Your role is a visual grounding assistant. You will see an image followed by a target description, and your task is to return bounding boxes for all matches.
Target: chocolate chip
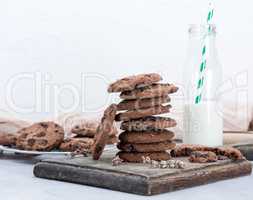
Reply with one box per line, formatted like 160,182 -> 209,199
27,139 -> 35,146
35,132 -> 46,137
40,123 -> 48,128
37,139 -> 48,146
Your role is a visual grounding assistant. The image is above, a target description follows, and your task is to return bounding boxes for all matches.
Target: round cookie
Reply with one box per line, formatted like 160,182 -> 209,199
0,132 -> 17,146
170,145 -> 244,161
214,147 -> 244,161
115,105 -> 171,122
189,151 -> 218,163
71,120 -> 98,137
117,151 -> 171,163
120,83 -> 179,100
170,144 -> 214,157
108,73 -> 162,93
71,120 -> 117,138
59,138 -> 94,152
16,122 -> 64,151
117,96 -> 170,111
119,130 -> 175,144
121,116 -> 177,131
117,141 -> 176,153
92,104 -> 117,160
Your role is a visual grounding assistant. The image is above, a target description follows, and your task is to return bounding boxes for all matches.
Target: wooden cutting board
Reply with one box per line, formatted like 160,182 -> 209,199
34,149 -> 252,196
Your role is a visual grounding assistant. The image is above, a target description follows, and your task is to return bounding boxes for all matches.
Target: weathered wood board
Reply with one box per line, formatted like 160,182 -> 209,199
34,149 -> 252,196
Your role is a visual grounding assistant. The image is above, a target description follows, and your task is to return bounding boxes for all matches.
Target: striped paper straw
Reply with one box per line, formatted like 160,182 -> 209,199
195,2 -> 214,104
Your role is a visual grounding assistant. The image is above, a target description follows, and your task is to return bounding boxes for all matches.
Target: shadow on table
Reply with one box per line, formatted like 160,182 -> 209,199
0,152 -> 68,165
0,153 -> 38,164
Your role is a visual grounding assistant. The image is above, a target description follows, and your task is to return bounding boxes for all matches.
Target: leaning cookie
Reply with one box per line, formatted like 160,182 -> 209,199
108,73 -> 162,93
107,135 -> 118,144
121,116 -> 177,131
59,138 -> 94,153
117,151 -> 171,163
115,105 -> 171,121
117,141 -> 176,153
117,96 -> 170,111
16,122 -> 64,151
92,104 -> 117,160
119,130 -> 175,144
120,83 -> 179,100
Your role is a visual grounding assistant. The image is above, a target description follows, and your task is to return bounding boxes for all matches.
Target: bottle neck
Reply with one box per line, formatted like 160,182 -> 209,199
188,24 -> 217,56
188,33 -> 217,57
184,25 -> 221,103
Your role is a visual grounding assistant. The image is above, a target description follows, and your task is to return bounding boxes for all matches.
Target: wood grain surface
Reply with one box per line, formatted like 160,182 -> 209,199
34,150 -> 252,196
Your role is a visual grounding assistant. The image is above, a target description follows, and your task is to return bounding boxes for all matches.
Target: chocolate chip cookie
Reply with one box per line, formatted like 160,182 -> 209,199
170,144 -> 214,157
108,73 -> 162,93
117,96 -> 170,111
0,132 -> 17,146
117,141 -> 176,153
214,147 -> 244,161
119,130 -> 175,144
16,122 -> 64,151
170,144 -> 244,161
115,105 -> 171,121
120,116 -> 177,131
117,151 -> 171,163
71,120 -> 98,137
92,104 -> 117,160
59,137 -> 94,153
189,151 -> 218,163
71,120 -> 117,138
120,83 -> 179,100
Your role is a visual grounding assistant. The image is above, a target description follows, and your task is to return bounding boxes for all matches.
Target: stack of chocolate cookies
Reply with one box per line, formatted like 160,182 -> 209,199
108,73 -> 179,162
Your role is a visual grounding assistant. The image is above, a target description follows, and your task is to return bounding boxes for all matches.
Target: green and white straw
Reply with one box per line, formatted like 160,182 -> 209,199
195,2 -> 214,104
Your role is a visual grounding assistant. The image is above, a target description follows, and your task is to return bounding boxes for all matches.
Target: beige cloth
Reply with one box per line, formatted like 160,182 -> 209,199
0,117 -> 31,135
223,103 -> 252,132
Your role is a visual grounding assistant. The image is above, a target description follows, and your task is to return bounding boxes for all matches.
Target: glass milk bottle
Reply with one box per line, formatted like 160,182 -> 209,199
183,24 -> 223,147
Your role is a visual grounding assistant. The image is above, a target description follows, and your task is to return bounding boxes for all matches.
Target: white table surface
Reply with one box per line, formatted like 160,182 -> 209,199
0,154 -> 252,200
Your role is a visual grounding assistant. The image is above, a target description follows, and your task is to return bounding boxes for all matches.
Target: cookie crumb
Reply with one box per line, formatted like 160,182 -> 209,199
151,160 -> 160,168
143,158 -> 186,169
142,156 -> 152,164
70,149 -> 89,158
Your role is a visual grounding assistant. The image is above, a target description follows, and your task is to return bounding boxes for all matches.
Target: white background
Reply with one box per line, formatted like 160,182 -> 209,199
0,0 -> 252,124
